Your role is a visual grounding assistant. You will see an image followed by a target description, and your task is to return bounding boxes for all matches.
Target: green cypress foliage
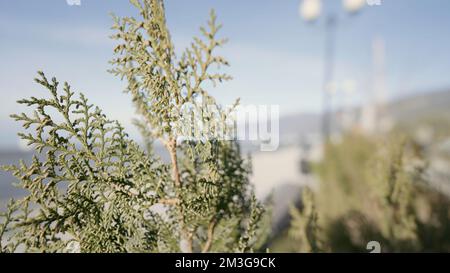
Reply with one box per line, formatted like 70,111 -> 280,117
288,188 -> 323,252
0,0 -> 266,253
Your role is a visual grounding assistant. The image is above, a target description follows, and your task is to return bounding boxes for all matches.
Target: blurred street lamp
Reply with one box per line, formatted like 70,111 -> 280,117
343,0 -> 365,14
300,0 -> 321,21
299,0 -> 364,141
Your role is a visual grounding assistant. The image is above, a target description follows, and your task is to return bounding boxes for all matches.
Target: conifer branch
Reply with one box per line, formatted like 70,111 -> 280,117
1,0 -> 267,253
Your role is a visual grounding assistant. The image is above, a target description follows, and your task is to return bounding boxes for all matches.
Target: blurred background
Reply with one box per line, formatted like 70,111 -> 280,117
1,0 -> 450,252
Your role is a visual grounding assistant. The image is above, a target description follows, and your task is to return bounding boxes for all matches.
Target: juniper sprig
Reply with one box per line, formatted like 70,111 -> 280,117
0,0 -> 267,253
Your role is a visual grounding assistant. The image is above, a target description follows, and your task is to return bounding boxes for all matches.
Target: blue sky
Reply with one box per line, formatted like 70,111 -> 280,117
1,0 -> 450,149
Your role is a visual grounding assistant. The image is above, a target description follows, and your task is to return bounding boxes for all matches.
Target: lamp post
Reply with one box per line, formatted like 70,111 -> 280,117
299,0 -> 364,142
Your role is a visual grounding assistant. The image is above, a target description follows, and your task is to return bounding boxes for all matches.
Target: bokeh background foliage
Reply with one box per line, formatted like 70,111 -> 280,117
283,132 -> 450,252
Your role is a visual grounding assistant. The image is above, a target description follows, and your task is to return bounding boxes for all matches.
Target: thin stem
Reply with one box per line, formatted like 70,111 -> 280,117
202,217 -> 218,253
166,138 -> 193,252
167,138 -> 181,188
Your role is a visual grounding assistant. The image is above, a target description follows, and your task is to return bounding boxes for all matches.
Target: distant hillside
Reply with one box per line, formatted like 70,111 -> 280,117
388,89 -> 450,122
276,89 -> 450,145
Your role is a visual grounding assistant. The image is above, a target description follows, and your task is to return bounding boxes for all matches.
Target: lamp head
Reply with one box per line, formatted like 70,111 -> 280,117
343,0 -> 365,14
300,0 -> 322,22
